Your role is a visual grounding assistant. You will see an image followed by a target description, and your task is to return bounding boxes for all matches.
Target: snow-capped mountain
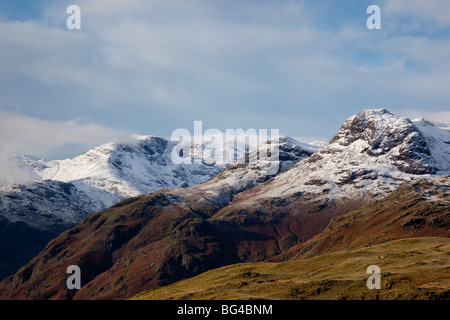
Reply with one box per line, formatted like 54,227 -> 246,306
0,135 -> 319,297
1,135 -> 229,229
8,134 -> 318,223
0,180 -> 115,231
17,135 -> 225,199
240,109 -> 450,205
208,109 -> 450,244
0,135 -> 220,279
175,135 -> 318,212
0,133 -> 315,280
3,109 -> 449,300
2,108 -> 449,299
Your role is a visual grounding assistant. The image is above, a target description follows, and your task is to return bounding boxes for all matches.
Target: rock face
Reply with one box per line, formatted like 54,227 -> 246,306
234,109 -> 450,210
0,109 -> 448,300
329,109 -> 436,174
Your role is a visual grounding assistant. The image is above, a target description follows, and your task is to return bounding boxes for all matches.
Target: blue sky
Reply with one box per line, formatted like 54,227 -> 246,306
0,0 -> 450,160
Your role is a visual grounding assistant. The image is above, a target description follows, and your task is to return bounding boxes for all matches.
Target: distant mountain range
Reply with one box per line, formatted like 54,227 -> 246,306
0,134 -> 315,280
0,109 -> 448,300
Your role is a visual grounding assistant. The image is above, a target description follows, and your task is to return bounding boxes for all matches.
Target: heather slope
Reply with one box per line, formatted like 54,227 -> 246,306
132,237 -> 450,300
132,176 -> 450,300
271,175 -> 450,261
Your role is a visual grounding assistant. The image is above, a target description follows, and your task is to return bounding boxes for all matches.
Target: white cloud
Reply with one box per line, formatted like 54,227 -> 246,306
0,110 -> 130,182
0,111 -> 129,158
1,1 -> 449,147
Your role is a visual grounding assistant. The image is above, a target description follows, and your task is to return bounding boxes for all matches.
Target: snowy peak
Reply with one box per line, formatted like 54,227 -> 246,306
245,109 -> 450,206
7,134 -> 319,229
18,135 -> 225,199
412,118 -> 450,174
201,135 -> 316,191
330,108 -> 436,174
0,134 -> 317,281
175,135 -> 318,214
331,108 -> 401,146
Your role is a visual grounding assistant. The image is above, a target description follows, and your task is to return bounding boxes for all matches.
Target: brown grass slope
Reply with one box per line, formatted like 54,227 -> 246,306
131,237 -> 450,300
131,176 -> 450,300
1,174 -> 448,300
0,184 -> 347,300
0,189 -> 243,300
271,176 -> 450,262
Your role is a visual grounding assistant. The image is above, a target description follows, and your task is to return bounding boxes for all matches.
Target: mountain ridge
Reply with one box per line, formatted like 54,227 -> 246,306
1,109 -> 448,299
0,134 -> 313,281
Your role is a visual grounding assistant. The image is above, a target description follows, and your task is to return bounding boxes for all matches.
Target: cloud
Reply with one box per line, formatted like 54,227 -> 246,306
1,1 -> 449,147
0,110 -> 129,158
0,110 -> 130,182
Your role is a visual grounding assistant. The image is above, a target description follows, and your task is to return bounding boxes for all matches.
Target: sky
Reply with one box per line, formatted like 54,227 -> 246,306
0,0 -> 450,161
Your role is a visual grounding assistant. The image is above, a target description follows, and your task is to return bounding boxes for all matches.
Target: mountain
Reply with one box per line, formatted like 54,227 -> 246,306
0,136 -> 315,299
270,175 -> 450,261
0,109 -> 448,300
0,135 -> 225,280
1,135 -> 231,232
16,135 -> 226,199
132,175 -> 449,300
212,109 -> 450,240
6,134 -> 316,225
243,109 -> 449,200
0,135 -> 314,280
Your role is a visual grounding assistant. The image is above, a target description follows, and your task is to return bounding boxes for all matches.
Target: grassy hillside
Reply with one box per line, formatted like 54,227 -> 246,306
272,178 -> 450,262
132,237 -> 450,300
